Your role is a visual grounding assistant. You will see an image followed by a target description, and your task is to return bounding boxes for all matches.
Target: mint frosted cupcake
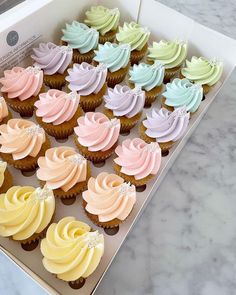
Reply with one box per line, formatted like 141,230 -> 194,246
84,6 -> 120,44
148,40 -> 187,83
161,78 -> 203,114
181,57 -> 223,94
61,21 -> 99,64
129,61 -> 164,107
116,22 -> 150,65
93,42 -> 131,87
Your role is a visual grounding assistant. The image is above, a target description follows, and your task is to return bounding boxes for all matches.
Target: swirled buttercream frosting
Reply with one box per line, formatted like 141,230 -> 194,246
0,97 -> 9,122
0,160 -> 7,187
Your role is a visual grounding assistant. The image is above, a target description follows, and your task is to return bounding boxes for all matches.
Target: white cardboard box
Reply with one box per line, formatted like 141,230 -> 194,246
0,1 -> 236,294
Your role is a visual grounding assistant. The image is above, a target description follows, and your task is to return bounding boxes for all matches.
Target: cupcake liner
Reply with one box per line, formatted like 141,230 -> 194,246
160,97 -> 174,112
61,41 -> 95,64
0,136 -> 51,172
99,28 -> 117,44
202,84 -> 211,95
74,135 -> 117,163
113,163 -> 155,187
164,66 -> 181,83
104,108 -> 142,133
44,70 -> 69,90
130,43 -> 148,65
35,107 -> 83,139
39,164 -> 91,199
0,110 -> 12,125
2,86 -> 45,117
0,169 -> 13,194
83,200 -> 122,228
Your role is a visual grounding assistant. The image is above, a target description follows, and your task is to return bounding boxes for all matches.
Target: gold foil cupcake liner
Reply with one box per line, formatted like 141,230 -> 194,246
130,43 -> 148,65
0,169 -> 13,194
99,28 -> 118,44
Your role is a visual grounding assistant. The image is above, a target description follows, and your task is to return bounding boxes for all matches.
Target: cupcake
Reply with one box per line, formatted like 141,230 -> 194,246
181,57 -> 223,94
140,107 -> 190,154
61,21 -> 99,64
83,172 -> 136,228
0,96 -> 12,124
37,146 -> 91,200
147,40 -> 188,83
0,160 -> 13,194
129,61 -> 165,107
31,42 -> 73,89
74,112 -> 120,163
66,62 -> 107,112
0,119 -> 50,172
104,85 -> 145,133
84,6 -> 120,44
0,185 -> 55,245
114,138 -> 162,187
34,89 -> 82,139
93,42 -> 131,87
0,66 -> 44,117
161,78 -> 203,114
116,22 -> 150,65
40,217 -> 104,283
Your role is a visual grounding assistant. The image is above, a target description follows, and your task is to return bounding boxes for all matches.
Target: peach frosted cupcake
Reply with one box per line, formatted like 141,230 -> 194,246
41,217 -> 104,284
74,112 -> 120,163
0,119 -> 50,172
0,185 -> 55,246
83,172 -> 136,228
0,160 -> 13,194
0,66 -> 44,117
34,89 -> 82,139
31,42 -> 72,89
114,138 -> 162,187
66,62 -> 107,112
0,96 -> 12,124
104,85 -> 145,133
37,146 -> 91,200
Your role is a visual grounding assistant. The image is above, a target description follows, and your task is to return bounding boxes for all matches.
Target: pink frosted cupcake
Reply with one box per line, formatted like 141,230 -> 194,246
0,96 -> 12,124
37,146 -> 91,199
34,89 -> 83,139
74,112 -> 120,163
66,62 -> 107,112
0,66 -> 44,117
114,138 -> 162,187
31,42 -> 72,89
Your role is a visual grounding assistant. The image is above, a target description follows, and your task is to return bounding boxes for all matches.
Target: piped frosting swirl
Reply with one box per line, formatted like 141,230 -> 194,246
0,160 -> 7,187
0,97 -> 9,122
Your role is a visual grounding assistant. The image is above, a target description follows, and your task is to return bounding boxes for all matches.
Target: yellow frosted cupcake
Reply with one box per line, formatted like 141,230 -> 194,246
41,217 -> 104,284
0,161 -> 13,194
0,185 -> 55,246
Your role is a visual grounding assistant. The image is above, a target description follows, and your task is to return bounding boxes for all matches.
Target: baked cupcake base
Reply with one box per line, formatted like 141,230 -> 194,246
74,136 -> 118,163
61,41 -> 95,64
35,107 -> 83,139
0,111 -> 12,125
164,67 -> 181,83
0,136 -> 51,172
0,169 -> 13,194
44,71 -> 68,90
130,43 -> 148,65
104,108 -> 142,133
99,28 -> 117,44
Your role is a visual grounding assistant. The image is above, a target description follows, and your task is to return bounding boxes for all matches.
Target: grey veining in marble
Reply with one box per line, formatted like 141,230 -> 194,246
1,1 -> 236,295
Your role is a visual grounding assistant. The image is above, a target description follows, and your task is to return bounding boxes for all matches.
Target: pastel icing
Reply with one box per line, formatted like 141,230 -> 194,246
143,107 -> 190,143
163,78 -> 203,113
116,22 -> 150,51
104,85 -> 145,118
114,138 -> 162,180
34,90 -> 80,125
181,57 -> 223,86
129,61 -> 165,91
41,216 -> 104,281
37,146 -> 87,192
74,112 -> 120,152
0,186 -> 55,241
148,40 -> 188,69
66,62 -> 107,95
0,97 -> 9,122
0,161 -> 7,187
94,42 -> 131,72
83,172 -> 136,222
84,6 -> 120,36
61,21 -> 99,53
31,42 -> 73,75
0,66 -> 43,101
0,119 -> 46,160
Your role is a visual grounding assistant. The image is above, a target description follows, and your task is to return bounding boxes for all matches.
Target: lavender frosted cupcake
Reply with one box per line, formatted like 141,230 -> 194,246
66,62 -> 107,112
140,107 -> 190,155
104,85 -> 145,133
31,42 -> 73,89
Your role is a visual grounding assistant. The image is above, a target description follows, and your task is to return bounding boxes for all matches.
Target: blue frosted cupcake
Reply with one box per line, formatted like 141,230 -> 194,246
129,61 -> 165,107
162,78 -> 203,114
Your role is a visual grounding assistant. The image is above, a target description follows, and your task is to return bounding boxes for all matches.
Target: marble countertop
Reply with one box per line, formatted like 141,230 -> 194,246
1,1 -> 236,295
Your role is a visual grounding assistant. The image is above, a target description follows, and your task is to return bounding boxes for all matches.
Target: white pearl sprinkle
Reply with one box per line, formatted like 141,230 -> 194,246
25,66 -> 41,75
66,91 -> 77,100
119,182 -> 135,195
145,142 -> 159,153
107,118 -> 120,128
68,154 -> 85,165
95,63 -> 107,72
120,43 -> 131,51
60,46 -> 73,53
87,231 -> 101,249
25,125 -> 43,135
35,186 -> 52,201
110,8 -> 119,15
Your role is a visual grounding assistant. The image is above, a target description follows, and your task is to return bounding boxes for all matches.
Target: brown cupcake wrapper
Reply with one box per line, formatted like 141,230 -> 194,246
35,107 -> 83,139
130,43 -> 148,65
164,66 -> 181,83
0,110 -> 12,125
0,169 -> 13,194
98,28 -> 117,44
44,70 -> 69,90
160,97 -> 174,112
